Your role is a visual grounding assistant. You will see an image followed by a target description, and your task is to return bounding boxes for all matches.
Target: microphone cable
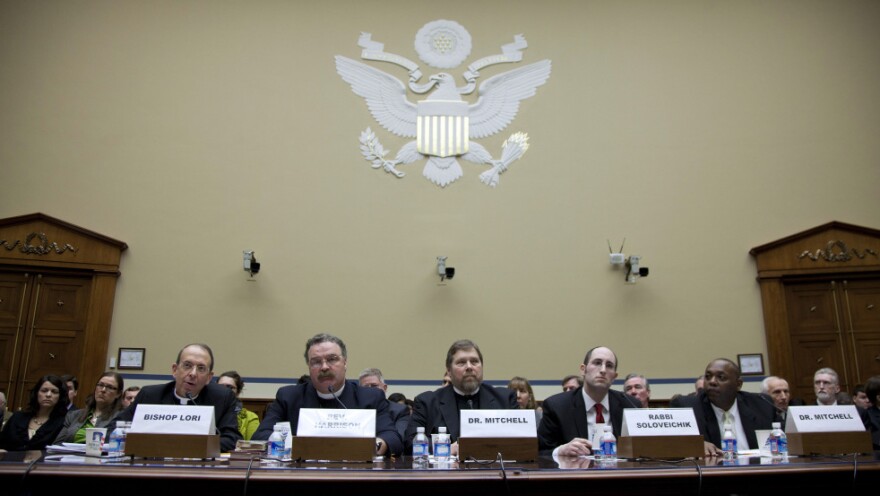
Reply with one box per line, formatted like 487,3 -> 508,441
242,454 -> 257,496
633,456 -> 702,496
462,452 -> 512,496
20,453 -> 41,494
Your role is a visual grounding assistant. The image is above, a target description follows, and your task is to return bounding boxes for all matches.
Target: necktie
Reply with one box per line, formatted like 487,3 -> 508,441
723,411 -> 733,426
595,404 -> 605,424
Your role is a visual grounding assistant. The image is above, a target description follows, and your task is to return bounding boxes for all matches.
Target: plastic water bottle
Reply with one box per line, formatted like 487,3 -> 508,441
107,421 -> 129,457
434,426 -> 451,461
412,426 -> 430,463
268,424 -> 287,459
600,425 -> 617,460
769,421 -> 787,458
721,422 -> 737,460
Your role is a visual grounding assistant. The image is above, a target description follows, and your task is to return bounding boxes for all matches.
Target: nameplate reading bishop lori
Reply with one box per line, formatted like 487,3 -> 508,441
129,405 -> 215,435
460,409 -> 537,438
785,405 -> 866,433
621,408 -> 700,437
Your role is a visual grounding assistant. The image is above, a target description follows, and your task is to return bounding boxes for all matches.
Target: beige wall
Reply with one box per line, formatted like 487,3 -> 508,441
3,1 -> 879,401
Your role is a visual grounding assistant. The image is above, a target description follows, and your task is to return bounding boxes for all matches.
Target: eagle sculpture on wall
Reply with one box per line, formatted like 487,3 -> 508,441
335,21 -> 551,188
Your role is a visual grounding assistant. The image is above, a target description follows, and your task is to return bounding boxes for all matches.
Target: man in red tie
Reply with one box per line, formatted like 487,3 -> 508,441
538,346 -> 641,456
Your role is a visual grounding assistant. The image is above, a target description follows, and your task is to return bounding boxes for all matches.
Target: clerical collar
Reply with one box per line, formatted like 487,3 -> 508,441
174,390 -> 198,405
453,386 -> 480,397
317,383 -> 345,400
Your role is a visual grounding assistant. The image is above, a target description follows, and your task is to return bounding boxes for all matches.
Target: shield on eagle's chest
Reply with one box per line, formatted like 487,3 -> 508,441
417,100 -> 469,158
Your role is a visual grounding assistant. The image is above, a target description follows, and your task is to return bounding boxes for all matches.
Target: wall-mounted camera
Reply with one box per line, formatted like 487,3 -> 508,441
625,255 -> 649,284
243,250 -> 260,277
437,256 -> 455,282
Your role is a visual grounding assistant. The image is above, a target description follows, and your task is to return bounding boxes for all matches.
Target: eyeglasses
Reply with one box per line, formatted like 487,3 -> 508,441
96,383 -> 118,392
308,354 -> 343,369
178,361 -> 210,375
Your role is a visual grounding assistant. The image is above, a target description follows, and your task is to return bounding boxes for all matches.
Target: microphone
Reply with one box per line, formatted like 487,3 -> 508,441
327,385 -> 347,409
185,392 -> 196,406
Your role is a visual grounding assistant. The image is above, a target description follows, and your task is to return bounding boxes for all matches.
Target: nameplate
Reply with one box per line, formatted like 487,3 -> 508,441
296,408 -> 376,438
129,405 -> 215,435
785,405 -> 866,433
460,409 -> 537,438
621,408 -> 700,436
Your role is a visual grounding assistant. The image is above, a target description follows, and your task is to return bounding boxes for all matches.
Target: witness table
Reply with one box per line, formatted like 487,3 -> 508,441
1,450 -> 878,496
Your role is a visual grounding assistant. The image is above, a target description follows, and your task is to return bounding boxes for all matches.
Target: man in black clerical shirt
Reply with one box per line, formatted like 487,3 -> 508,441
252,333 -> 403,456
405,339 -> 518,456
113,343 -> 242,452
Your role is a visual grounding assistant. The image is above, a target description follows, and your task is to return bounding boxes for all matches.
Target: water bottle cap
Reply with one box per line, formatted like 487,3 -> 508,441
603,425 -> 612,432
438,426 -> 447,433
417,426 -> 425,433
772,422 -> 781,429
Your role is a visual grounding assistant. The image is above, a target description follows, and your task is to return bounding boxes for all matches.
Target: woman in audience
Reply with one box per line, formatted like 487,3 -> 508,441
508,376 -> 543,423
217,370 -> 259,440
54,372 -> 124,444
0,375 -> 68,451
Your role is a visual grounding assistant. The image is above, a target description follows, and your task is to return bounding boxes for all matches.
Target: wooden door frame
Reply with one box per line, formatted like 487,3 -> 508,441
750,221 -> 880,391
0,213 -> 127,410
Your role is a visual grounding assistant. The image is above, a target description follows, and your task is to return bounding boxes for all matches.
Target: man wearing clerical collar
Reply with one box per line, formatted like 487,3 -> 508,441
252,333 -> 403,457
405,339 -> 517,456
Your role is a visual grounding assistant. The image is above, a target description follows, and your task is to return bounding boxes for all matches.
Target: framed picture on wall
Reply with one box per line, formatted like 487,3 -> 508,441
118,348 -> 145,370
737,353 -> 764,376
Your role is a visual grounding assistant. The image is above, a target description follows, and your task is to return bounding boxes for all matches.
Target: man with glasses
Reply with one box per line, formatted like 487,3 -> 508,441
359,367 -> 410,440
113,343 -> 241,452
252,333 -> 403,457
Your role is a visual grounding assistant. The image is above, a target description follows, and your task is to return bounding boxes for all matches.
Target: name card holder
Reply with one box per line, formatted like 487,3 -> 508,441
785,431 -> 872,456
458,437 -> 538,462
617,435 -> 704,459
125,433 -> 221,459
291,436 -> 375,462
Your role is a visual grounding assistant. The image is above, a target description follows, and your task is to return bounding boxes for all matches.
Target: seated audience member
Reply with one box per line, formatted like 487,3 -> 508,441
694,375 -> 705,394
836,391 -> 853,405
55,372 -> 124,443
217,370 -> 260,441
0,375 -> 68,451
121,386 -> 140,408
60,374 -> 79,411
623,373 -> 651,408
441,371 -> 452,387
814,367 -> 842,405
508,376 -> 543,423
561,374 -> 583,393
864,376 -> 879,450
760,376 -> 792,421
359,367 -> 410,441
538,346 -> 640,456
0,392 -> 11,431
113,343 -> 241,452
853,384 -> 871,410
670,358 -> 776,456
406,339 -> 517,456
253,334 -> 402,457
297,374 -> 310,385
388,392 -> 407,405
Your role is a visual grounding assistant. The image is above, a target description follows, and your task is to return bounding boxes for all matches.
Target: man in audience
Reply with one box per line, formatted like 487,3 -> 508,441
60,374 -> 79,411
359,367 -> 410,441
253,333 -> 402,456
406,339 -> 517,456
561,374 -> 583,393
695,375 -> 705,394
671,358 -> 776,456
0,392 -> 11,430
761,376 -> 792,420
623,373 -> 651,408
121,386 -> 140,408
814,367 -> 841,405
538,346 -> 640,456
441,371 -> 452,387
853,384 -> 871,410
114,343 -> 242,452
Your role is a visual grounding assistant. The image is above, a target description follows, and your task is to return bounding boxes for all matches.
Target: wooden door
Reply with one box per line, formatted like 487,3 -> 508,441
785,278 -> 880,403
0,213 -> 127,413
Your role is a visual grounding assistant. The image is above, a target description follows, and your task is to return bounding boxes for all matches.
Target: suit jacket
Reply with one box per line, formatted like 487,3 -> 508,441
405,383 -> 518,454
867,406 -> 880,450
0,411 -> 65,451
252,380 -> 403,456
388,400 -> 410,442
114,381 -> 242,452
538,388 -> 640,453
670,391 -> 776,449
